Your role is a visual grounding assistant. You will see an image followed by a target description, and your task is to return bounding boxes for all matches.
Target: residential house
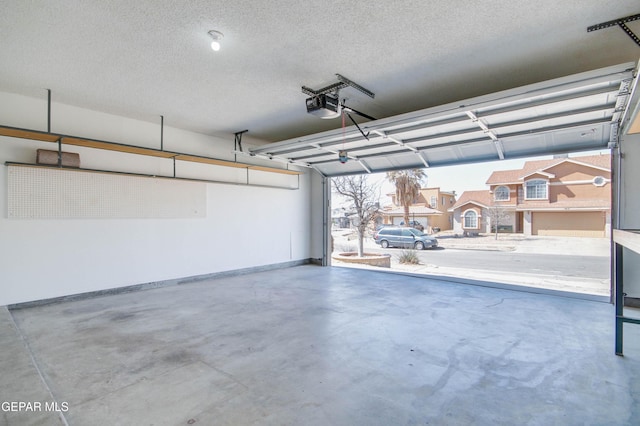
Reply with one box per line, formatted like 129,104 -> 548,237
418,188 -> 457,231
331,207 -> 351,229
451,154 -> 611,237
383,187 -> 456,232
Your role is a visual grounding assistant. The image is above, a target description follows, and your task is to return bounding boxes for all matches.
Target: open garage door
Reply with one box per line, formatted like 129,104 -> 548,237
531,211 -> 606,237
259,62 -> 634,300
250,63 -> 636,177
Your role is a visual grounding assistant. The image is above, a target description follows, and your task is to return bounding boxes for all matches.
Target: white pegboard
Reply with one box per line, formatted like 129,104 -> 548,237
7,165 -> 206,219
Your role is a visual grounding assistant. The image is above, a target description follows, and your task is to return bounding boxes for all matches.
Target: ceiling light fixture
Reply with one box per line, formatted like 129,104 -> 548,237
208,30 -> 224,51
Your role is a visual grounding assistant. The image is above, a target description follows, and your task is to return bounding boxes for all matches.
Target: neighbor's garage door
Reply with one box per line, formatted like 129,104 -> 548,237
531,212 -> 605,237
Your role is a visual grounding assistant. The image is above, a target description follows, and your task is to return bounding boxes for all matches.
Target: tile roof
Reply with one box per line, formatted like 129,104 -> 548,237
383,205 -> 442,215
451,190 -> 492,210
485,154 -> 611,185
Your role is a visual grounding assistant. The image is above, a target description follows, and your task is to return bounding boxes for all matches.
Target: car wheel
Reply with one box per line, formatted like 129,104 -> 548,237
414,241 -> 425,250
381,240 -> 389,248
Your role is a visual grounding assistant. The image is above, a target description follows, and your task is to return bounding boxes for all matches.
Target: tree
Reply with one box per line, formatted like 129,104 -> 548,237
386,169 -> 427,227
332,175 -> 380,257
485,202 -> 510,240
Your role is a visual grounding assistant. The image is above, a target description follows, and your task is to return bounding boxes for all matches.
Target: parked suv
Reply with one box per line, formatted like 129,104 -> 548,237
374,227 -> 438,250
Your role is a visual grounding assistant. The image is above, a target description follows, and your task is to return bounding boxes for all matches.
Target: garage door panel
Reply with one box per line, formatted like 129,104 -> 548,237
532,212 -> 605,237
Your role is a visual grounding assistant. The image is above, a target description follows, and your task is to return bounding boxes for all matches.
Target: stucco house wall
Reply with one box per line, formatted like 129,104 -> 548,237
384,187 -> 456,232
452,154 -> 611,237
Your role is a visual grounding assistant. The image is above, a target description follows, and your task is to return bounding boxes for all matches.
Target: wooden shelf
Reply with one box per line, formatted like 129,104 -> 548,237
613,229 -> 640,254
0,125 -> 302,175
4,161 -> 300,190
62,137 -> 178,159
248,165 -> 302,175
174,154 -> 248,168
0,126 -> 62,143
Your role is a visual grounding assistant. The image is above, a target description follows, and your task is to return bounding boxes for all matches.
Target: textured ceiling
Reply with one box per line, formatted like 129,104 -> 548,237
0,1 -> 639,145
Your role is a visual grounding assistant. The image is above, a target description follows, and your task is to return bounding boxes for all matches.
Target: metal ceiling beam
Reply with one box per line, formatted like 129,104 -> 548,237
466,111 -> 498,140
588,13 -> 640,47
301,82 -> 345,97
308,142 -> 362,164
358,159 -> 372,173
466,110 -> 504,160
494,140 -> 506,160
416,151 -> 430,167
301,74 -> 375,98
336,74 -> 375,99
371,130 -> 419,152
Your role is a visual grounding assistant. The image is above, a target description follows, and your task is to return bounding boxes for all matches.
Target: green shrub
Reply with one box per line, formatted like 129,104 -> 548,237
337,244 -> 356,253
397,249 -> 420,264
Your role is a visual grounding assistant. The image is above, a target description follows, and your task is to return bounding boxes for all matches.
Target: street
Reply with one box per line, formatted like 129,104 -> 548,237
365,246 -> 610,280
331,231 -> 612,295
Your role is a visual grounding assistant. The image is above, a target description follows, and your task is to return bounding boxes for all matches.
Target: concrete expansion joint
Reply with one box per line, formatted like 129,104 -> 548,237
6,309 -> 70,426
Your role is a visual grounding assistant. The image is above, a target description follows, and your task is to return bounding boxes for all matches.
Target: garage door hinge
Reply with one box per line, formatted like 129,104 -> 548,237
608,123 -> 619,149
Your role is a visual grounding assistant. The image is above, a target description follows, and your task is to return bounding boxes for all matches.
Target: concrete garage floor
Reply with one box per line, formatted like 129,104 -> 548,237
2,265 -> 639,425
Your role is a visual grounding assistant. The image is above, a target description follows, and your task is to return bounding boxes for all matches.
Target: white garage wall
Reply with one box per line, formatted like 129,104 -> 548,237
0,91 -> 316,306
619,131 -> 640,298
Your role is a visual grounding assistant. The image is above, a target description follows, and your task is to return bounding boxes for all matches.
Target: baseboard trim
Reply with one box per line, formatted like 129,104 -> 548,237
9,259 -> 314,310
625,296 -> 640,308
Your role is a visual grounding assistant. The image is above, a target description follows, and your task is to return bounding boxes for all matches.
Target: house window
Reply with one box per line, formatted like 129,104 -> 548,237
430,196 -> 437,207
494,186 -> 510,201
442,196 -> 446,206
463,210 -> 478,228
525,179 -> 547,200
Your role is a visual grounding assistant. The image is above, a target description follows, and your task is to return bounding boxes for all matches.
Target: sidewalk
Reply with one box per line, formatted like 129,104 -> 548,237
434,232 -> 610,257
388,262 -> 610,296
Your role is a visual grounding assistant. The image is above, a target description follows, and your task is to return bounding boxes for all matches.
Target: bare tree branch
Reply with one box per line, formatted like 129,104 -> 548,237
332,175 -> 381,256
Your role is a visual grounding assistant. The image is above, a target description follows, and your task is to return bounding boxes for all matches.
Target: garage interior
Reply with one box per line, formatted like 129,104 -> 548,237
2,1 -> 640,425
